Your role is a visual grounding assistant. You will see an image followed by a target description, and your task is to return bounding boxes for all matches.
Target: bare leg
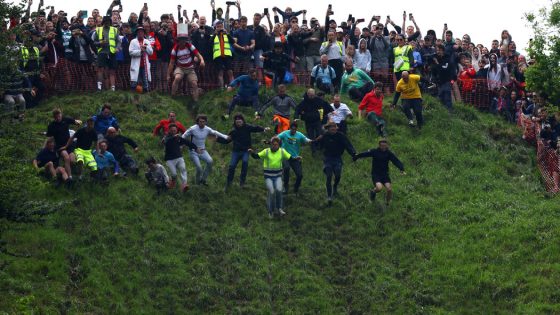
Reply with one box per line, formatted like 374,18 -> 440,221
190,80 -> 199,102
384,182 -> 393,205
172,74 -> 183,96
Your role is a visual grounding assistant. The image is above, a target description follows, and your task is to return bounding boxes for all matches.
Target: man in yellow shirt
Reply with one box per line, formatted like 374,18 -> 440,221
391,71 -> 424,129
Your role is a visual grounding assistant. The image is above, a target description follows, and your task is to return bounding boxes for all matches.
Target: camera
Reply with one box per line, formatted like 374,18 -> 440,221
226,1 -> 236,5
264,8 -> 268,15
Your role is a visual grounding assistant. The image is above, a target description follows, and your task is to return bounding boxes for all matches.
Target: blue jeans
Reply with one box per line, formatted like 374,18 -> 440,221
265,176 -> 283,213
189,150 -> 213,183
438,81 -> 453,111
227,151 -> 249,185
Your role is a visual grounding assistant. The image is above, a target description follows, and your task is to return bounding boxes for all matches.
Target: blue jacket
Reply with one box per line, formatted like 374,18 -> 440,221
92,113 -> 120,135
229,75 -> 259,98
93,150 -> 120,172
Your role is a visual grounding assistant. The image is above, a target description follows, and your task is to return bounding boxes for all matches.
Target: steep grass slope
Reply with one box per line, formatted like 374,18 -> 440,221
0,87 -> 558,314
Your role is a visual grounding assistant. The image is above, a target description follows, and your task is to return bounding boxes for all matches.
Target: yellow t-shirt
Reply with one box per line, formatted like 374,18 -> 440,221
396,74 -> 421,99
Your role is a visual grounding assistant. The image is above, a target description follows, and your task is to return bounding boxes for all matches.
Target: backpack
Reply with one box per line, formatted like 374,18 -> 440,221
313,65 -> 334,79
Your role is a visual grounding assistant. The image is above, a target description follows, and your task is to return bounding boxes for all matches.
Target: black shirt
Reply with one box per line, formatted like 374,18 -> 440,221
295,95 -> 334,124
163,135 -> 197,161
74,127 -> 98,150
355,148 -> 404,175
248,24 -> 267,51
35,148 -> 59,168
317,132 -> 356,158
106,135 -> 137,160
47,117 -> 77,148
228,124 -> 265,152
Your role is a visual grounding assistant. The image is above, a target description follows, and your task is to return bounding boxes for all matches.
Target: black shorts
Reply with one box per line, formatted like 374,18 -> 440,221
213,56 -> 233,71
372,173 -> 391,184
97,53 -> 117,69
323,157 -> 343,175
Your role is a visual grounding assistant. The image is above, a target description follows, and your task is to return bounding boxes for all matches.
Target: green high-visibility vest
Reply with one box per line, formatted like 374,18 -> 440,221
96,26 -> 118,54
393,45 -> 411,72
21,46 -> 40,68
213,33 -> 232,59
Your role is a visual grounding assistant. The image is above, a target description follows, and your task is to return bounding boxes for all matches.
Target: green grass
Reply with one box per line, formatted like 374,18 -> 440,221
1,87 -> 558,314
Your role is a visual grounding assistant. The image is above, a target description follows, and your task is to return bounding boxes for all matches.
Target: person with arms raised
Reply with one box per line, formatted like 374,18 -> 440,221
353,139 -> 405,206
182,114 -> 229,185
315,122 -> 357,205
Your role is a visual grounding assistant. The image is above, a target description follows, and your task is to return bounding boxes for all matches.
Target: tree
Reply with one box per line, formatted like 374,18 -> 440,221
0,0 -> 26,98
525,1 -> 560,106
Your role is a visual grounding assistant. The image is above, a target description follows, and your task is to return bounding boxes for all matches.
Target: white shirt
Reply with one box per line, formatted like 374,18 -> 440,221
182,125 -> 227,150
329,103 -> 352,124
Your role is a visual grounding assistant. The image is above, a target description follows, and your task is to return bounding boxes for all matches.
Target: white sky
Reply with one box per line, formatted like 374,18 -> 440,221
17,0 -> 549,54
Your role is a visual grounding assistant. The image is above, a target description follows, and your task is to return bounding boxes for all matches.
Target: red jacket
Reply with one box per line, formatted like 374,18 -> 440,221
459,66 -> 476,92
153,119 -> 186,136
359,91 -> 384,116
147,32 -> 161,61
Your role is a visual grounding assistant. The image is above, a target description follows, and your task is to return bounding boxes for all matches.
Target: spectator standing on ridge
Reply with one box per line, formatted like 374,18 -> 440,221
320,30 -> 345,89
210,20 -> 234,89
94,16 -> 121,91
129,26 -> 153,92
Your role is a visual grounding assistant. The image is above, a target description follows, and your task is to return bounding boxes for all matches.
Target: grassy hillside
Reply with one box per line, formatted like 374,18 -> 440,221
1,87 -> 559,314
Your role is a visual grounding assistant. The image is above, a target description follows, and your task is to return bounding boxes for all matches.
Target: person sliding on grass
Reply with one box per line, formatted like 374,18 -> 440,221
353,139 -> 405,206
277,121 -> 313,194
145,156 -> 170,194
32,137 -> 70,185
162,123 -> 198,192
182,114 -> 229,185
315,121 -> 357,205
60,118 -> 98,180
256,84 -> 297,134
249,136 -> 302,218
359,82 -> 386,137
391,70 -> 424,129
224,69 -> 260,119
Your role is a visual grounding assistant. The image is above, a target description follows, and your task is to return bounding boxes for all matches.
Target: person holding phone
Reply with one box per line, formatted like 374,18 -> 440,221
320,30 -> 345,90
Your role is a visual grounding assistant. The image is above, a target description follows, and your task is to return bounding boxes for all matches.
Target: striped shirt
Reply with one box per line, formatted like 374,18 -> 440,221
170,43 -> 199,69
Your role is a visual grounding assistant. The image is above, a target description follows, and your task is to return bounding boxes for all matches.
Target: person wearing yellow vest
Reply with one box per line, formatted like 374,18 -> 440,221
320,30 -> 345,90
210,20 -> 234,88
391,71 -> 424,129
94,16 -> 121,91
392,34 -> 414,82
21,30 -> 45,108
249,136 -> 302,218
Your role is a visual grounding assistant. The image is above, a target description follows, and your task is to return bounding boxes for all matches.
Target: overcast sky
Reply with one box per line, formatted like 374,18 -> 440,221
18,0 -> 549,54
